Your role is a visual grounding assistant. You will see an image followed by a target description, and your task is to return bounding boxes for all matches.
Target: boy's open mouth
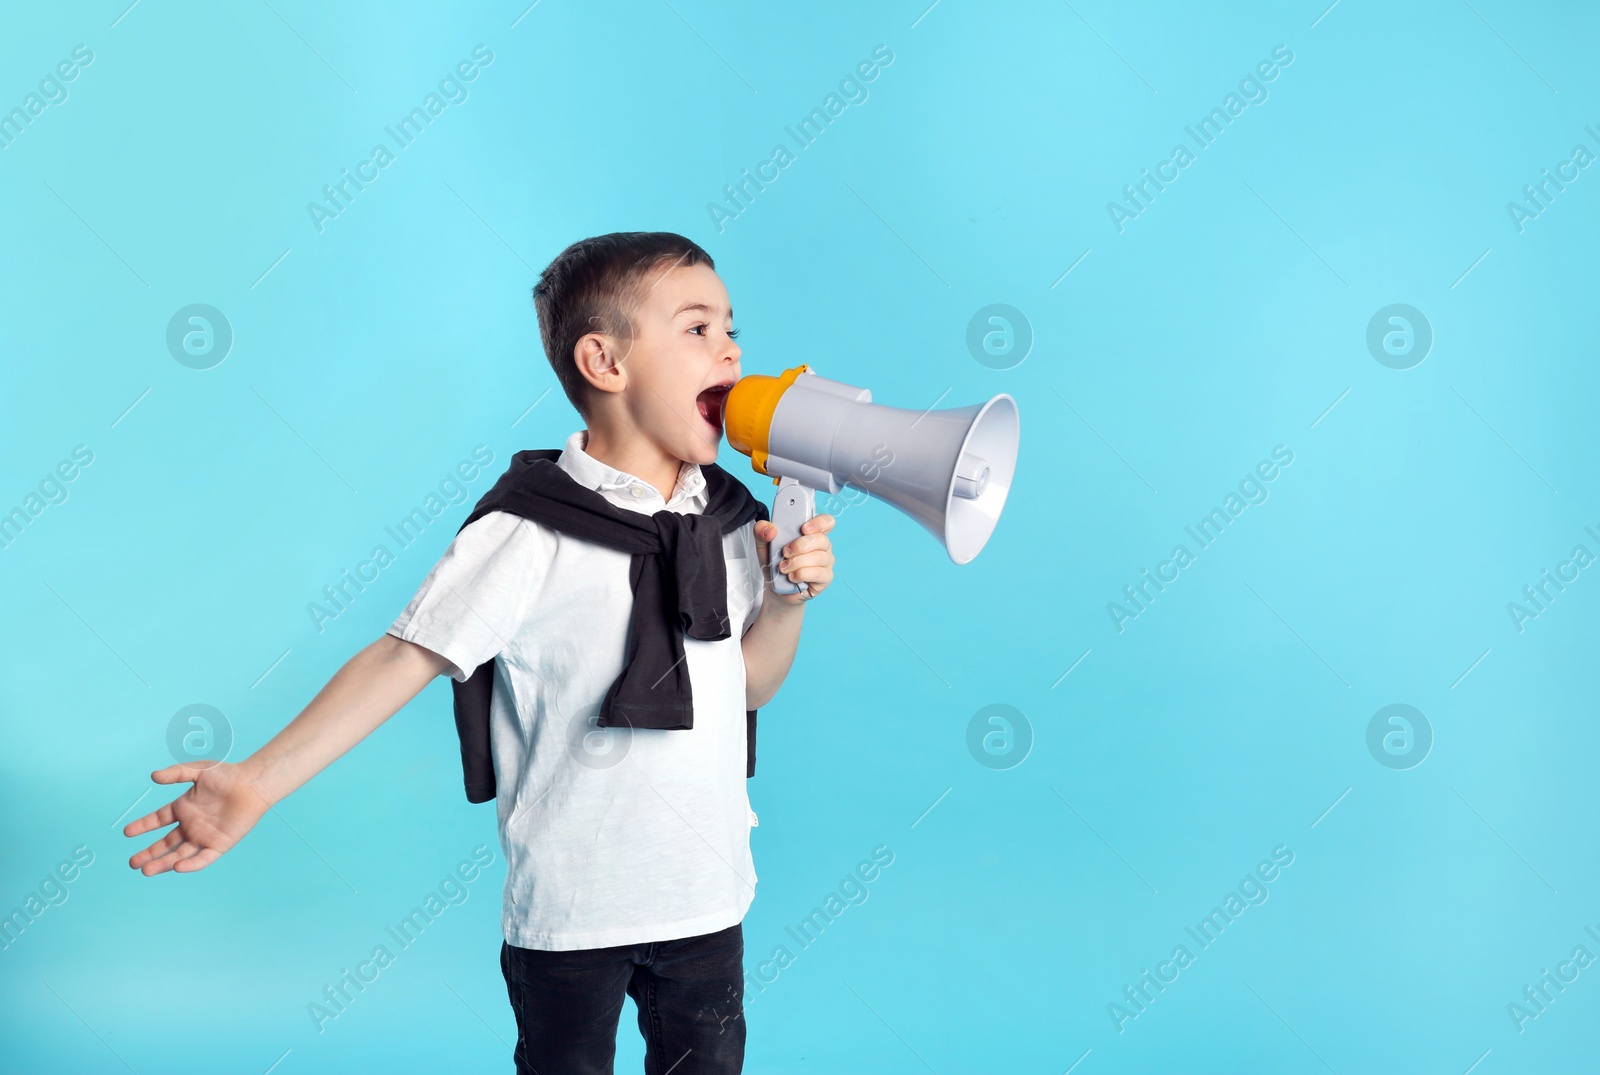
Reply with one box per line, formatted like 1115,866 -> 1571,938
696,383 -> 733,436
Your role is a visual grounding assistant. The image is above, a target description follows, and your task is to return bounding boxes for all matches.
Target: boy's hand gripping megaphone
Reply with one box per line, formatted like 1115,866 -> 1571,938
718,364 -> 1020,595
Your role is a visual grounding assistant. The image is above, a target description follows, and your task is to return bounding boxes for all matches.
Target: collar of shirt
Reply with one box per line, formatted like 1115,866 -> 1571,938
557,429 -> 709,512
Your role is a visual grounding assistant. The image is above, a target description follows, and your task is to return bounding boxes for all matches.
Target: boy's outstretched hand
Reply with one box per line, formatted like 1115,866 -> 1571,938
755,513 -> 835,606
124,761 -> 272,876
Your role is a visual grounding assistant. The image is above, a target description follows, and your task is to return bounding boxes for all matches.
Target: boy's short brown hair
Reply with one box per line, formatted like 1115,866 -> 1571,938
531,232 -> 715,419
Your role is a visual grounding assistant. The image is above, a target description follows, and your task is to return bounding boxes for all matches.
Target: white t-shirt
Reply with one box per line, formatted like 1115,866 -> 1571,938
387,429 -> 765,950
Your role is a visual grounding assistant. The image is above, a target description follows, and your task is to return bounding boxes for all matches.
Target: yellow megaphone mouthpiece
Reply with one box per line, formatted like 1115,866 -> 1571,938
722,363 -> 813,483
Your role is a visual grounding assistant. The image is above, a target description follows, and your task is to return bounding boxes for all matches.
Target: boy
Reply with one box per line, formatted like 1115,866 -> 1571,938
125,232 -> 837,1074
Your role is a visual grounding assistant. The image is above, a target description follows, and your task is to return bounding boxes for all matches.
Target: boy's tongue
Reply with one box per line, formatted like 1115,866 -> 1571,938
696,386 -> 727,432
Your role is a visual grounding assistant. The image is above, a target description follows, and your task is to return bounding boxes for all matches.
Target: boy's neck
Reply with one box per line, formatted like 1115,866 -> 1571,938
580,427 -> 684,502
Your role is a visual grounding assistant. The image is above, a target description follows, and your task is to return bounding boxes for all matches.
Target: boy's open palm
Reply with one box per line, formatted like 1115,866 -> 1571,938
124,761 -> 272,876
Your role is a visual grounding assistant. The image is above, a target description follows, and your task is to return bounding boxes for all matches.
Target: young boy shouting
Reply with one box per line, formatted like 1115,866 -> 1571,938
125,232 -> 836,1074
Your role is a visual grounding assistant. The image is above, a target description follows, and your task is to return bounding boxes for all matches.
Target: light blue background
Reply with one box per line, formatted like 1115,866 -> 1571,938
3,0 -> 1598,1071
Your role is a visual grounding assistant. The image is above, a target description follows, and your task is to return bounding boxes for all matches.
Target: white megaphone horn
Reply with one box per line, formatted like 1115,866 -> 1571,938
719,364 -> 1020,595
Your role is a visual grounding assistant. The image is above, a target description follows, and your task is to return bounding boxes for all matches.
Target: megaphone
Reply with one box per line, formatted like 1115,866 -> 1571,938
720,364 -> 1019,595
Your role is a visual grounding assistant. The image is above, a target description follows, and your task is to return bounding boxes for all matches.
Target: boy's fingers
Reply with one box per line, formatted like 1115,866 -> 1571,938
168,839 -> 203,865
124,800 -> 177,838
780,535 -> 833,560
801,514 -> 835,534
145,838 -> 211,875
150,764 -> 201,785
766,517 -> 839,562
175,847 -> 222,872
780,556 -> 834,578
130,829 -> 183,868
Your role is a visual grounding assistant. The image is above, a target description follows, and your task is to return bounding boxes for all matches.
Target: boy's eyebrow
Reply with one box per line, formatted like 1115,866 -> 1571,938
672,301 -> 733,319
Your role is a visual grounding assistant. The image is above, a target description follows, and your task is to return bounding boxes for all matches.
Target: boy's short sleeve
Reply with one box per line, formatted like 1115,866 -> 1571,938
387,511 -> 539,682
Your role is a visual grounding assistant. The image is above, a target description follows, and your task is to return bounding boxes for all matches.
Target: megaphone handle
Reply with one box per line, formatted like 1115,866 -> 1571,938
769,477 -> 815,597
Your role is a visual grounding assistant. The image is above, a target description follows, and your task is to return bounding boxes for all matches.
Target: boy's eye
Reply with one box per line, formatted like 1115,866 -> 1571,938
690,323 -> 740,340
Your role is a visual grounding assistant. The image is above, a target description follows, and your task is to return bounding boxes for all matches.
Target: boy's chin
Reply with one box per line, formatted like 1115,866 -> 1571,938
687,429 -> 723,459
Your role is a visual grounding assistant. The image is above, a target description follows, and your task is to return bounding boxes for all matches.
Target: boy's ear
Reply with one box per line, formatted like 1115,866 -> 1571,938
574,332 -> 625,395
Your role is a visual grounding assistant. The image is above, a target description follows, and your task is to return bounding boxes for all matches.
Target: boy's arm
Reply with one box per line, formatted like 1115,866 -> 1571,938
125,634 -> 452,876
743,514 -> 835,709
242,634 -> 452,804
742,596 -> 807,710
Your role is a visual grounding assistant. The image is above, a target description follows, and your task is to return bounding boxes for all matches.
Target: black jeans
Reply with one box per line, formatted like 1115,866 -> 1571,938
499,921 -> 745,1075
